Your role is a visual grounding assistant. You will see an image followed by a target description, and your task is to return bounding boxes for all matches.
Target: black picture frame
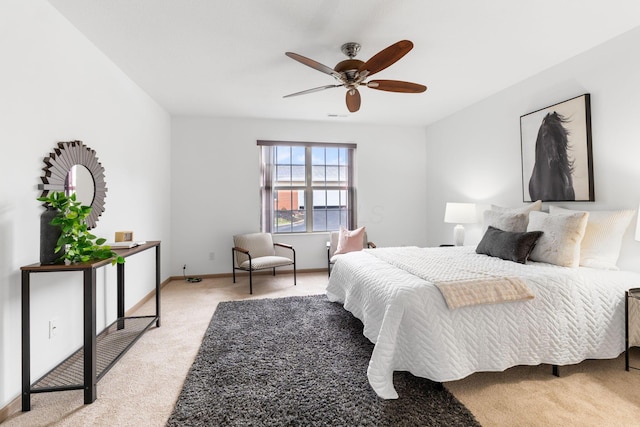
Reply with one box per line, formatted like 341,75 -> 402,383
520,94 -> 594,202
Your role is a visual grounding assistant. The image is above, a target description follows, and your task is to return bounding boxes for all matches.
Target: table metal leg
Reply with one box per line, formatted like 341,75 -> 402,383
117,262 -> 125,330
155,244 -> 161,327
21,271 -> 31,412
83,268 -> 97,404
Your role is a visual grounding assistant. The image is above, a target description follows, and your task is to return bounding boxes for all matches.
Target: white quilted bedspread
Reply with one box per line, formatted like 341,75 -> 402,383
326,246 -> 640,399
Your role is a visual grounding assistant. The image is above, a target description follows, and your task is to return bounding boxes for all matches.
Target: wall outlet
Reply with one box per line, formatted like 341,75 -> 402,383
49,318 -> 58,339
209,252 -> 215,261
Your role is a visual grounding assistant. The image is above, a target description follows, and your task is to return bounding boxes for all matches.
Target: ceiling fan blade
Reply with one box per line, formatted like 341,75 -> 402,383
283,84 -> 342,98
285,52 -> 342,79
358,40 -> 414,77
366,80 -> 427,93
345,88 -> 361,112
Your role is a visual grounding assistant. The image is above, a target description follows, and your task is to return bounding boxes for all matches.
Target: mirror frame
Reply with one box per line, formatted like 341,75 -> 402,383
38,140 -> 107,229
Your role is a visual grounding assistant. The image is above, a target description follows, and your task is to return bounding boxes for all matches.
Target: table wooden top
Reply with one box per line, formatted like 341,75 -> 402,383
21,241 -> 160,272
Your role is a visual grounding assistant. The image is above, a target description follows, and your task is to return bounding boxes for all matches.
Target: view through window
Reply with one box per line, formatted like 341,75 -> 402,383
258,141 -> 356,233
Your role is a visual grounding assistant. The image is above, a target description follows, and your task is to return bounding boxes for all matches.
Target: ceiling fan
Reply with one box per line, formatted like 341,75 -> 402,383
284,40 -> 427,113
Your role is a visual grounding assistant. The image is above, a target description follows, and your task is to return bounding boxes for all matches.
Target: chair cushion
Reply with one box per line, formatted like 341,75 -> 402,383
238,255 -> 294,270
329,231 -> 340,258
233,233 -> 275,266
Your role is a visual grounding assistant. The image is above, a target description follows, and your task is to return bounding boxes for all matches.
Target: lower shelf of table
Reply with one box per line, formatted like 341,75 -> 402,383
31,316 -> 157,393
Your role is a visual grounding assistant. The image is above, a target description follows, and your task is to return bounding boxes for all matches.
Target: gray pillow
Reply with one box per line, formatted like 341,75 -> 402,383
476,226 -> 543,264
483,210 -> 529,233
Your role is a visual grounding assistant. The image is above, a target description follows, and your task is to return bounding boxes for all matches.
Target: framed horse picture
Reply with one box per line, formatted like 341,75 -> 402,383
520,94 -> 594,202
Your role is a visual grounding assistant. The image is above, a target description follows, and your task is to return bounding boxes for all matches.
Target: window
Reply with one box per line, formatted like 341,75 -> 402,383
258,141 -> 356,233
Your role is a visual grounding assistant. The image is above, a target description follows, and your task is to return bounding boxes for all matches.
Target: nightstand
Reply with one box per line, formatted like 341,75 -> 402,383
625,288 -> 640,371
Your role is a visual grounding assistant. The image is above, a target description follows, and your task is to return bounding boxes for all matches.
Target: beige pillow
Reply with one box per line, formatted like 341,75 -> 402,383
527,211 -> 589,267
549,206 -> 635,270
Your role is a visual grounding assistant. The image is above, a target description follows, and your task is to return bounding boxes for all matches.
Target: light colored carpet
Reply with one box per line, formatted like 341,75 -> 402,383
4,271 -> 640,426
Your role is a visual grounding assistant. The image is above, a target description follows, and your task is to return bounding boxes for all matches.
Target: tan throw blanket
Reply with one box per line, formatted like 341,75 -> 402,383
434,275 -> 533,309
365,247 -> 535,309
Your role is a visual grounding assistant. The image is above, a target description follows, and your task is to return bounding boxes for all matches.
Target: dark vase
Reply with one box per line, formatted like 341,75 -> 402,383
40,206 -> 62,264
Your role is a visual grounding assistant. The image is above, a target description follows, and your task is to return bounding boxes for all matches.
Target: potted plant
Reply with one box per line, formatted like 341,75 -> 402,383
38,191 -> 124,265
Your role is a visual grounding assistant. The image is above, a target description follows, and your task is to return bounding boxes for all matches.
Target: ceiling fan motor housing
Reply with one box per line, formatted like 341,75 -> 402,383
334,59 -> 364,81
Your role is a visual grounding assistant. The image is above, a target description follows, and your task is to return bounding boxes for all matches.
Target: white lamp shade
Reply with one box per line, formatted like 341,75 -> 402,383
444,203 -> 477,224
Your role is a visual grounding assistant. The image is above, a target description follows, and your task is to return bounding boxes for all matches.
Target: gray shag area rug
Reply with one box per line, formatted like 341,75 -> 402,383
167,295 -> 480,426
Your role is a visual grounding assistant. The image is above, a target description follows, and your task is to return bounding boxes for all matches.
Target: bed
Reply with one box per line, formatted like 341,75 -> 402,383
326,243 -> 640,399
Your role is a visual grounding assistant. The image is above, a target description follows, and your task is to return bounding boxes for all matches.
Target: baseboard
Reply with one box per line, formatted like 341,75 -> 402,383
169,268 -> 328,282
125,277 -> 172,316
0,394 -> 22,423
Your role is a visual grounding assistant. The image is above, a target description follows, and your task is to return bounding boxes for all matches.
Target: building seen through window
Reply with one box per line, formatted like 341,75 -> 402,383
258,141 -> 356,233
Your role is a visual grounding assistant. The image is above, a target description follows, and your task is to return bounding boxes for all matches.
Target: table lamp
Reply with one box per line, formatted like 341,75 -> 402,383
444,202 -> 477,246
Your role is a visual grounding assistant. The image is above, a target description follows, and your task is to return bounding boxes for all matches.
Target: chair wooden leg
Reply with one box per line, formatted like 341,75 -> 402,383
272,267 -> 276,276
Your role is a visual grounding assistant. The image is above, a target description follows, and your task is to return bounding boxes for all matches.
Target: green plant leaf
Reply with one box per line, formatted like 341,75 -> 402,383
38,191 -> 125,265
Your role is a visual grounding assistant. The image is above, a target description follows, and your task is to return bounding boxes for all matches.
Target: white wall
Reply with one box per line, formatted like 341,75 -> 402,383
170,117 -> 427,275
424,26 -> 640,271
0,1 -> 171,409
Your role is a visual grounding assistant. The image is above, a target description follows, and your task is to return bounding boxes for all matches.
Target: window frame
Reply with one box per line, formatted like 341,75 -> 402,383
258,140 -> 357,234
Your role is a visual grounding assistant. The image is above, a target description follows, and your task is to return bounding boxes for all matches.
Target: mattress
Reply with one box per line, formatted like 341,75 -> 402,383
326,246 -> 640,399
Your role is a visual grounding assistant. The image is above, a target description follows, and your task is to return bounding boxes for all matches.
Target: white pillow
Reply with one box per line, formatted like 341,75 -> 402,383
491,200 -> 542,214
549,206 -> 635,270
483,210 -> 529,233
527,211 -> 589,268
483,200 -> 542,232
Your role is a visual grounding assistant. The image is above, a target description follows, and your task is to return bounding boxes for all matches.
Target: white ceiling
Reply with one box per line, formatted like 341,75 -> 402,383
48,0 -> 640,127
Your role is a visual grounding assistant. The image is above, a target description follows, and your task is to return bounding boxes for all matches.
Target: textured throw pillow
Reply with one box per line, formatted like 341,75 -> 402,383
484,200 -> 542,232
334,226 -> 366,255
483,210 -> 529,233
476,226 -> 543,264
527,211 -> 589,267
491,200 -> 542,214
549,206 -> 635,270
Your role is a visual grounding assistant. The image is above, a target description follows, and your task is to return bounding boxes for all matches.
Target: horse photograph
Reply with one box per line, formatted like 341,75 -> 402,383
520,94 -> 594,202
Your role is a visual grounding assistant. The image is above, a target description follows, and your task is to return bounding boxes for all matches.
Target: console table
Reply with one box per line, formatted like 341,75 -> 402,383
21,241 -> 161,411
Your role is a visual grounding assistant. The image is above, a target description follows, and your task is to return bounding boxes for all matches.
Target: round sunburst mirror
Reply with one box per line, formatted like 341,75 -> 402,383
38,140 -> 107,229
